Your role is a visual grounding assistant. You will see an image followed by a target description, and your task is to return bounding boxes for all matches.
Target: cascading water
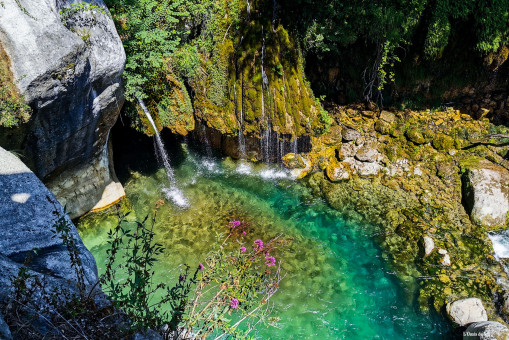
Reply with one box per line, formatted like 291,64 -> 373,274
291,139 -> 298,154
200,124 -> 213,158
260,28 -> 272,162
235,83 -> 247,159
138,99 -> 189,208
272,0 -> 278,27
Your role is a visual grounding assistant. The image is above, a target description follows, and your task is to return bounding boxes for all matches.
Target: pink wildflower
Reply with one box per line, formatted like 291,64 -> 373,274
198,264 -> 204,271
240,246 -> 247,253
230,220 -> 241,228
254,239 -> 263,250
230,298 -> 239,309
265,256 -> 276,267
242,231 -> 247,236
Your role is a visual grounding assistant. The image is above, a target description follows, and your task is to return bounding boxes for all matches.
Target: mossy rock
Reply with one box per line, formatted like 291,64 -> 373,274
432,134 -> 455,151
406,128 -> 427,145
374,120 -> 393,135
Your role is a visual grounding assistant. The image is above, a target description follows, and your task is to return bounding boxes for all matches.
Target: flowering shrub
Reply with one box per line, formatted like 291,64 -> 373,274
172,221 -> 287,339
102,208 -> 286,339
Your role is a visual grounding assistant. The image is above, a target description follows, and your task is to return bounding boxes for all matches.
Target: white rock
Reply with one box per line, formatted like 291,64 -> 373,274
463,160 -> 509,228
446,298 -> 488,326
438,248 -> 448,255
441,253 -> 451,266
423,236 -> 435,257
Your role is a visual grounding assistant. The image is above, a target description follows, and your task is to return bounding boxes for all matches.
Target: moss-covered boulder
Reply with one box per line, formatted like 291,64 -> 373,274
432,133 -> 455,151
406,128 -> 427,145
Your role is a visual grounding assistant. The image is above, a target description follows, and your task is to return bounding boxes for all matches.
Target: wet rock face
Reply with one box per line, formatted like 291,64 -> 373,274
0,147 -> 98,303
446,298 -> 488,326
462,159 -> 509,228
0,0 -> 125,218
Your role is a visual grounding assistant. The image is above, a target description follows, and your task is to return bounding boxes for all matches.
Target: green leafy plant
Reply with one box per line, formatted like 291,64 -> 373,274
0,48 -> 31,128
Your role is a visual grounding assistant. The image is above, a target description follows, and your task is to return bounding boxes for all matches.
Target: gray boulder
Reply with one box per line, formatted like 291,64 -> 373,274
462,159 -> 509,228
464,321 -> 509,340
342,128 -> 361,142
0,0 -> 126,218
0,147 -> 98,304
0,313 -> 12,340
446,298 -> 488,326
355,143 -> 379,162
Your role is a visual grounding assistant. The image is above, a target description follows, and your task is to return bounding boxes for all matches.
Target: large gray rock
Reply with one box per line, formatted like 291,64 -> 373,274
446,298 -> 488,326
0,0 -> 126,218
0,313 -> 12,340
355,143 -> 380,162
464,321 -> 509,340
462,160 -> 509,228
0,148 -> 98,304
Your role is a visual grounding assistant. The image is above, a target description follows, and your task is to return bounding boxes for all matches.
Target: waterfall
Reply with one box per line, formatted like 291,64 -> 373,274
200,123 -> 213,158
291,139 -> 298,154
272,0 -> 278,26
246,0 -> 251,14
138,99 -> 189,208
260,27 -> 271,162
235,83 -> 247,158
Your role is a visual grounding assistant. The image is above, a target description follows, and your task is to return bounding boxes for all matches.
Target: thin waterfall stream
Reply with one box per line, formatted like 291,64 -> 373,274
138,98 -> 189,208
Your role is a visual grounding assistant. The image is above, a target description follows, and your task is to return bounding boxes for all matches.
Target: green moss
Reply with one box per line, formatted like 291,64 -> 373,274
432,133 -> 455,151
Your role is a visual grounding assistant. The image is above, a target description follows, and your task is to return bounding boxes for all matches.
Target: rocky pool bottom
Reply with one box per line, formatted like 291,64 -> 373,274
78,143 -> 454,339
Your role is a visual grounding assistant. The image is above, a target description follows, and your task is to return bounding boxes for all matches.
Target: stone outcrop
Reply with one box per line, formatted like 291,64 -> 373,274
462,159 -> 509,228
446,298 -> 488,326
285,104 -> 509,318
0,0 -> 126,218
464,321 -> 509,340
0,147 -> 98,328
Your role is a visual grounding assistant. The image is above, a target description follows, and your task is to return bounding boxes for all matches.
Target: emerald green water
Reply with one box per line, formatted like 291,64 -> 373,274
78,143 -> 452,339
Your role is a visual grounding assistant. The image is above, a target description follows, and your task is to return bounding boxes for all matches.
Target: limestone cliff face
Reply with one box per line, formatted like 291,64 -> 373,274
0,0 -> 126,218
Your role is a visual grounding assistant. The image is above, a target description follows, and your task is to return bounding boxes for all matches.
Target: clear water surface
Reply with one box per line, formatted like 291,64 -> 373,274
78,141 -> 451,339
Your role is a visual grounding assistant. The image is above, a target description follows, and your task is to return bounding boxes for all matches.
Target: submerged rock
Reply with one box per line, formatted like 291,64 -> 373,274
446,298 -> 488,326
464,321 -> 509,340
462,159 -> 509,228
0,0 -> 126,218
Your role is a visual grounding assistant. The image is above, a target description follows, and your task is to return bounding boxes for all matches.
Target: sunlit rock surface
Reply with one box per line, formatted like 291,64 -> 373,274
0,147 -> 98,306
0,0 -> 126,218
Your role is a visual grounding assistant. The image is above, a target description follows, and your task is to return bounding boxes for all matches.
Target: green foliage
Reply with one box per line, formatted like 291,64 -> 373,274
101,208 -> 285,337
102,211 -> 170,331
105,0 -> 188,102
51,216 -> 86,295
171,44 -> 201,79
315,96 -> 332,135
282,0 -> 509,99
